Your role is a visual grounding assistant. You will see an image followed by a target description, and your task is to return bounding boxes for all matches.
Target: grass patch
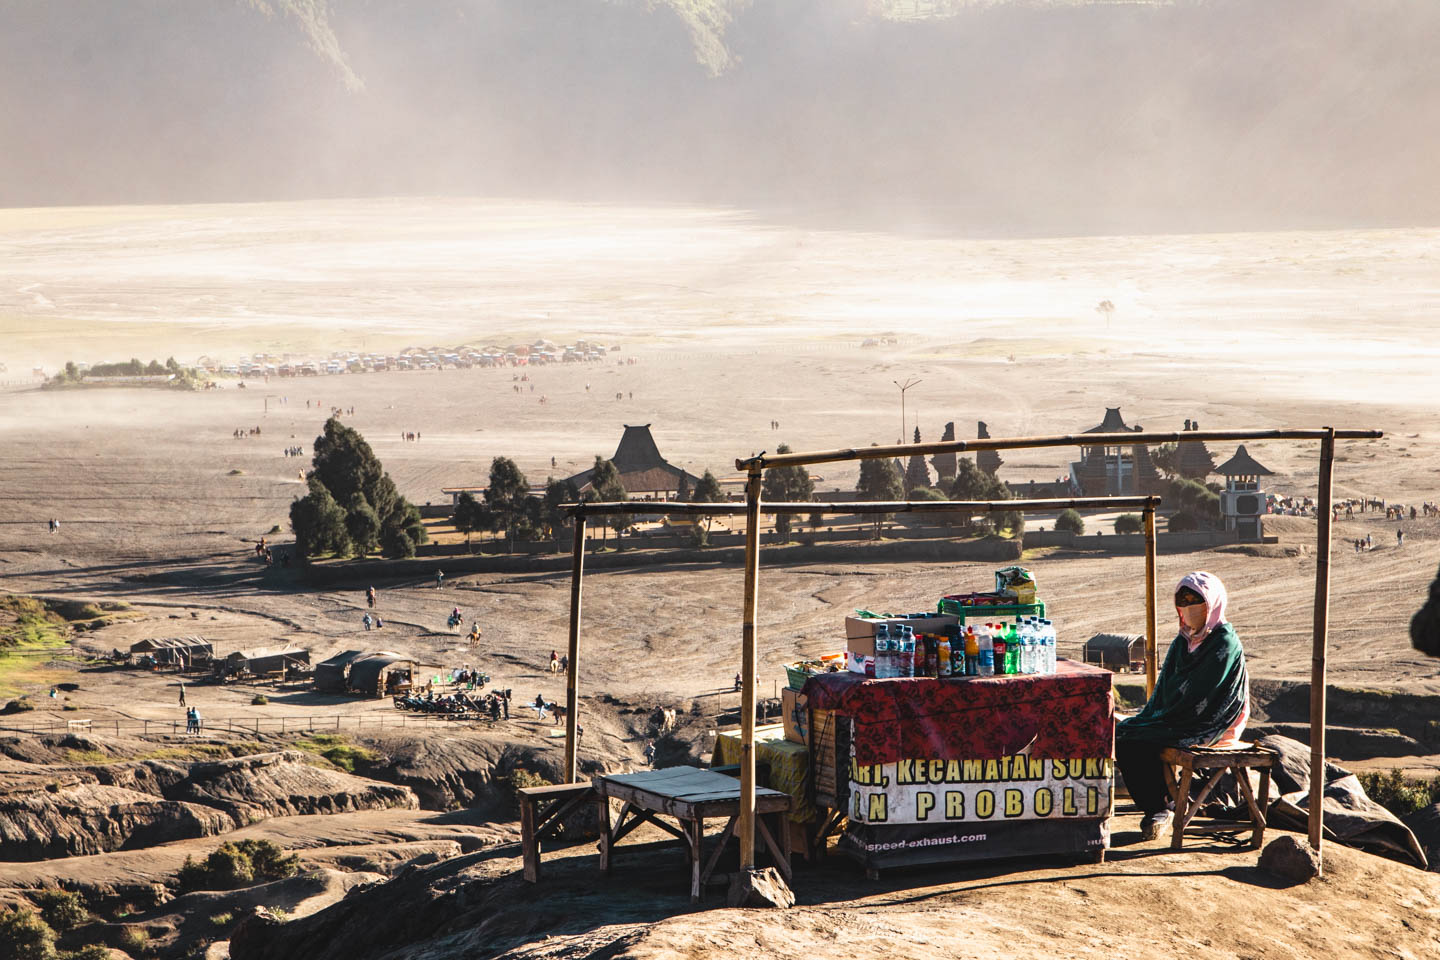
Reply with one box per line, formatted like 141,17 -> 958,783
209,912 -> 234,929
1357,769 -> 1440,817
0,596 -> 73,699
293,733 -> 377,773
176,840 -> 300,892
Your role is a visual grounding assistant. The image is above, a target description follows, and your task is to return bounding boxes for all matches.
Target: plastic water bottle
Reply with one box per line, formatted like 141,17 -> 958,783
873,623 -> 888,679
900,625 -> 916,678
1017,620 -> 1033,674
1026,619 -> 1041,675
977,625 -> 995,677
1041,619 -> 1056,674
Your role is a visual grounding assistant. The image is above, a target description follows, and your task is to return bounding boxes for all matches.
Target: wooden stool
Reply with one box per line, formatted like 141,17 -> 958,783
1159,744 -> 1275,850
518,781 -> 594,882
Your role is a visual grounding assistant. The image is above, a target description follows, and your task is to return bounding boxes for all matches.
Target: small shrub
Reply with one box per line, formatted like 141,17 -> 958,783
1358,769 -> 1440,817
209,912 -> 234,929
228,468 -> 244,476
267,525 -> 282,535
177,840 -> 300,891
1167,510 -> 1199,532
34,887 -> 88,932
508,768 -> 553,814
1054,509 -> 1085,535
1,698 -> 36,715
62,945 -> 113,960
1114,514 -> 1144,535
116,925 -> 149,953
0,906 -> 56,960
267,906 -> 291,922
688,525 -> 709,549
62,704 -> 78,712
251,694 -> 269,706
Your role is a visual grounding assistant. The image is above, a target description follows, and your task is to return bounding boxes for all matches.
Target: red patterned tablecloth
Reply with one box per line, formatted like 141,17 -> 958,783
801,660 -> 1114,764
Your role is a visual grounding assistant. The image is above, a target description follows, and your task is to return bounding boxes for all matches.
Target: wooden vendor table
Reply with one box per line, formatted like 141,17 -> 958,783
802,660 -> 1115,877
594,767 -> 793,901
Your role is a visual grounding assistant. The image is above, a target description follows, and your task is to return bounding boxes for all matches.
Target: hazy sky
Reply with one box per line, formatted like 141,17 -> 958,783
1,0 -> 1437,234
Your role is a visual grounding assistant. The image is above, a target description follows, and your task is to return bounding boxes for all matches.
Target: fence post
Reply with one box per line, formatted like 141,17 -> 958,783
281,718 -> 287,734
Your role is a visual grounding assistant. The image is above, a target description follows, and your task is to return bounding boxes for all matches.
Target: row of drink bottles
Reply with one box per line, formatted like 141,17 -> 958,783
872,618 -> 1058,679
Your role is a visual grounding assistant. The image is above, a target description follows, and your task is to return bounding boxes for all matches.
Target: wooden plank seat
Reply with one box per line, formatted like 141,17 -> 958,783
1159,744 -> 1276,850
518,781 -> 595,882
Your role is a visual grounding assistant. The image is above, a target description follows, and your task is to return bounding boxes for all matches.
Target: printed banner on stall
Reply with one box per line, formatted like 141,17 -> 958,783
848,752 -> 1112,825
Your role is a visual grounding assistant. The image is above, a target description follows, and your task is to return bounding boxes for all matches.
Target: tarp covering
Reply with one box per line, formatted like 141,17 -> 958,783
801,660 -> 1114,765
348,654 -> 409,693
714,724 -> 813,823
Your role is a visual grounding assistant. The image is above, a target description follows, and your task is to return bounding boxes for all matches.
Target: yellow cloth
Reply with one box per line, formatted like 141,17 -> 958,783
714,724 -> 813,823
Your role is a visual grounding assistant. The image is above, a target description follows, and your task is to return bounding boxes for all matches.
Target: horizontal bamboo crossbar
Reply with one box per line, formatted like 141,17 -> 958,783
562,496 -> 1158,518
737,428 -> 1383,471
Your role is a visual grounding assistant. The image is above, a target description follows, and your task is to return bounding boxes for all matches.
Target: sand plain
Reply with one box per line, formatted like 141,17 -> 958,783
1,199 -> 1439,958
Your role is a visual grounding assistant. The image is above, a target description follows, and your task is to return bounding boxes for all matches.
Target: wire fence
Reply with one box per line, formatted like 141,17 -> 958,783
0,711 -> 504,738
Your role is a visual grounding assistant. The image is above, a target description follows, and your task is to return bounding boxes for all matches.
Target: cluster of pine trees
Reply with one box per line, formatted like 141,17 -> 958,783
289,418 -> 428,559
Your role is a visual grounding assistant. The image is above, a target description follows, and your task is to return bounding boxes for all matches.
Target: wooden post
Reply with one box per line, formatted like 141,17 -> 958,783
738,467 -> 764,869
1310,429 -> 1336,870
565,513 -> 587,783
1143,506 -> 1159,696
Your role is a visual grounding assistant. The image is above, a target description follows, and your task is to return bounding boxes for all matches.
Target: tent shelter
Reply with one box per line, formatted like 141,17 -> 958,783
129,637 -> 213,666
346,652 -> 413,697
224,646 -> 310,677
315,650 -> 367,693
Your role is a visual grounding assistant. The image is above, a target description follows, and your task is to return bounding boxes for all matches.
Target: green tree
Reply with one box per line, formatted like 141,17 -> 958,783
692,470 -> 724,532
675,472 -> 690,502
297,418 -> 425,560
590,457 -> 629,547
949,457 -> 1011,530
344,493 -> 381,556
1055,509 -> 1085,535
290,482 -> 351,558
857,446 -> 904,536
1114,513 -> 1144,535
762,444 -> 814,539
452,491 -> 485,549
484,457 -> 531,550
543,477 -> 581,542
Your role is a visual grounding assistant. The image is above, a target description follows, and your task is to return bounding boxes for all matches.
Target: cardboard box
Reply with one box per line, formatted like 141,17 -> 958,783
781,686 -> 809,744
844,614 -> 958,640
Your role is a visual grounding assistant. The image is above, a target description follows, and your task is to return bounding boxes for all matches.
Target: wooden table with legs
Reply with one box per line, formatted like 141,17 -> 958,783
594,767 -> 793,902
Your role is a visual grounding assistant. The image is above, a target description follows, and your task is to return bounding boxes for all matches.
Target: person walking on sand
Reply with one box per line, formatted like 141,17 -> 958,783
178,683 -> 186,708
366,586 -> 376,608
534,693 -> 548,721
363,613 -> 372,631
436,569 -> 445,589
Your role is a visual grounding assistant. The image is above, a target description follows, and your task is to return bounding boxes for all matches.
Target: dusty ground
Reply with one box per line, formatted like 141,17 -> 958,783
1,199 -> 1439,958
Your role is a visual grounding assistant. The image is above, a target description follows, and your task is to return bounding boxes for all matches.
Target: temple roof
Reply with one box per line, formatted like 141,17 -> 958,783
565,425 -> 701,494
1214,444 -> 1273,476
1084,407 -> 1135,434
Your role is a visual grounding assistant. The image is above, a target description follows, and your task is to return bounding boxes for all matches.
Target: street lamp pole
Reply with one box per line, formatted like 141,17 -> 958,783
893,378 -> 922,444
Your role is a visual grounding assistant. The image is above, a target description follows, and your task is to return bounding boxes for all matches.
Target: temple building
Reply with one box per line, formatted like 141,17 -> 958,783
1068,408 -> 1163,496
564,424 -> 702,499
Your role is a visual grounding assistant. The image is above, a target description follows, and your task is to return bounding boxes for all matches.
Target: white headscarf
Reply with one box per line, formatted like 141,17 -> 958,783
1177,570 -> 1229,643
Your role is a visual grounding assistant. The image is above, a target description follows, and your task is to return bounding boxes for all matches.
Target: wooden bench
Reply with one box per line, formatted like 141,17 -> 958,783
518,781 -> 595,882
1160,744 -> 1276,850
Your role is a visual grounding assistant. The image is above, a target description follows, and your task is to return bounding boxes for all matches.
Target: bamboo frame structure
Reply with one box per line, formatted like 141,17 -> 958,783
559,423 -> 1380,881
736,426 -> 1380,878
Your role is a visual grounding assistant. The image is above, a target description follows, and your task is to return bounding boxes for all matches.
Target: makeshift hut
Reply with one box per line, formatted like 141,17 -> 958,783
224,646 -> 310,678
129,636 -> 213,667
314,650 -> 367,693
346,652 -> 413,697
1081,633 -> 1147,673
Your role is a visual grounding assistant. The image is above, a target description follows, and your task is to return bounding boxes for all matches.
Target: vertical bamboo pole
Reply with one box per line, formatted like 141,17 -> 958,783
564,513 -> 587,783
739,467 -> 764,870
1143,506 -> 1159,696
1309,429 -> 1336,869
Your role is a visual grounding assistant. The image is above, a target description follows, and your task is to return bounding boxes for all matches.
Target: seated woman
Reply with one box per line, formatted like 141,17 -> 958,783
1116,571 -> 1250,839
